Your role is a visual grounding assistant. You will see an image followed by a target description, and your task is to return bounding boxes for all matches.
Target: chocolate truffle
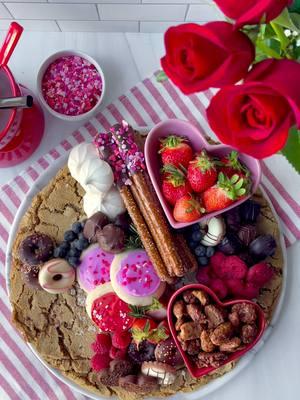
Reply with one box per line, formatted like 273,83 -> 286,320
238,224 -> 257,246
240,200 -> 261,223
225,207 -> 241,232
96,224 -> 125,253
83,212 -> 109,242
217,232 -> 243,255
155,337 -> 184,368
249,234 -> 276,261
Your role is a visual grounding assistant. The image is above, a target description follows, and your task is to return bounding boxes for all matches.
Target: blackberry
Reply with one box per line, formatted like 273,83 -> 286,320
127,341 -> 156,364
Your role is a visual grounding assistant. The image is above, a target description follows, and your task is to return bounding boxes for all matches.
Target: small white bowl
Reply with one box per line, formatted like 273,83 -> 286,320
37,50 -> 105,122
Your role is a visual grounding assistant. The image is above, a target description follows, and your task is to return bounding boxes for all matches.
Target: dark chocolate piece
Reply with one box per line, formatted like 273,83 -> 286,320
83,212 -> 109,242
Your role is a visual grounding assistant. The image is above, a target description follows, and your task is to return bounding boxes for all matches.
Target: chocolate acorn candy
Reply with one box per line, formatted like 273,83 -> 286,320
217,232 -> 243,255
154,337 -> 184,368
83,212 -> 109,242
238,224 -> 257,246
225,207 -> 241,232
96,224 -> 125,253
249,234 -> 276,261
239,200 -> 261,223
114,212 -> 131,233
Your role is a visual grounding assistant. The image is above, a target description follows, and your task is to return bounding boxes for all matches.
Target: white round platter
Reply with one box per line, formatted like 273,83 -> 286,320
5,152 -> 287,400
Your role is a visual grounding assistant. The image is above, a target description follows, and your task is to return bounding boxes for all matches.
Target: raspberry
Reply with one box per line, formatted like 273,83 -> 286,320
109,346 -> 127,360
91,333 -> 112,354
196,266 -> 211,285
210,278 -> 228,299
112,331 -> 132,349
90,353 -> 110,372
215,255 -> 247,280
209,252 -> 226,274
247,262 -> 274,286
226,279 -> 259,300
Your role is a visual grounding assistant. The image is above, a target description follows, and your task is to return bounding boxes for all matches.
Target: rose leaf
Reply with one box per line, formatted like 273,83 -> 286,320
281,127 -> 300,174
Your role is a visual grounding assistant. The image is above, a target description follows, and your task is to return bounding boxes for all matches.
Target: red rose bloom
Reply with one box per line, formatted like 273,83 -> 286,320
161,22 -> 255,94
206,59 -> 300,159
213,0 -> 291,27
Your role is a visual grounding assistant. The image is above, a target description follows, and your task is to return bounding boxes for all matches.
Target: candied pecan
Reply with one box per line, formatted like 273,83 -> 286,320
204,304 -> 227,328
175,317 -> 186,331
231,303 -> 257,324
210,322 -> 234,346
197,352 -> 228,368
173,300 -> 187,319
183,290 -> 198,304
192,290 -> 210,306
179,322 -> 202,341
228,311 -> 240,328
241,324 -> 258,344
186,304 -> 207,324
186,339 -> 201,355
219,337 -> 241,353
200,330 -> 216,353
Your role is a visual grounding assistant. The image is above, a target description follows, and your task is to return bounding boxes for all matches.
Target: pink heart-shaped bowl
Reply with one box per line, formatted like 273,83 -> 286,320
167,283 -> 266,378
145,119 -> 261,229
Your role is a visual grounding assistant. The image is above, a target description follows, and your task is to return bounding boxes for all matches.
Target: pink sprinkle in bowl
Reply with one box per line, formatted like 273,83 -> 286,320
145,119 -> 261,229
37,50 -> 105,122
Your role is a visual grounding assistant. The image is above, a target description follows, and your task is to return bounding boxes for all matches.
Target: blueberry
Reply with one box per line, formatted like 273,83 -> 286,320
64,230 -> 77,242
191,231 -> 202,242
194,245 -> 206,257
191,223 -> 200,232
69,248 -> 81,257
53,246 -> 67,258
60,241 -> 70,251
198,256 -> 209,266
78,232 -> 85,241
74,238 -> 89,251
68,256 -> 80,267
188,240 -> 198,250
72,221 -> 83,234
206,246 -> 215,258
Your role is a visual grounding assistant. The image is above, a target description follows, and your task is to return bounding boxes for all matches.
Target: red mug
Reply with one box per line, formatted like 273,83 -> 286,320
0,23 -> 44,167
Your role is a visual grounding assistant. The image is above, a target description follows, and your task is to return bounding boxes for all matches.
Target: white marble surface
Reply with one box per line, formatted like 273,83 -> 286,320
0,31 -> 299,400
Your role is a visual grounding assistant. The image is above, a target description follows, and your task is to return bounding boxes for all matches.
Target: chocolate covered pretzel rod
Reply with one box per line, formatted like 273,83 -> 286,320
109,122 -> 185,277
94,130 -> 173,283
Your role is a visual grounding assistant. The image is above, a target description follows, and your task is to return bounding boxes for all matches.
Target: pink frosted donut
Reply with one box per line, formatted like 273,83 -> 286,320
110,249 -> 165,306
77,244 -> 114,292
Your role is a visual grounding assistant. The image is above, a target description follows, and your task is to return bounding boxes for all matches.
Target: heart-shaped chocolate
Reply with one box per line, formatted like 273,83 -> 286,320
145,119 -> 261,229
167,283 -> 266,378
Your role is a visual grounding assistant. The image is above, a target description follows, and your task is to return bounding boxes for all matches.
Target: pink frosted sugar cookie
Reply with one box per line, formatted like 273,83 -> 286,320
110,249 -> 166,306
77,244 -> 114,292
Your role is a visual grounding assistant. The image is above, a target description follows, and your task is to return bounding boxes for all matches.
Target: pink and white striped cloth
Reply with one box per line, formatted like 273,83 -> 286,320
0,71 -> 299,400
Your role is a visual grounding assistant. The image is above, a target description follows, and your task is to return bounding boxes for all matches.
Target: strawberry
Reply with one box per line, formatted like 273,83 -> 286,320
159,135 -> 193,168
157,320 -> 171,337
131,318 -> 168,346
187,150 -> 218,192
202,172 -> 247,213
173,194 -> 204,223
219,151 -> 250,180
161,164 -> 192,206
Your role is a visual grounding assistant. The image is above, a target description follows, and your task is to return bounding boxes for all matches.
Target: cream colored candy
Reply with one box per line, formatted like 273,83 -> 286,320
201,216 -> 226,247
68,142 -> 114,195
38,258 -> 75,294
83,186 -> 125,219
141,362 -> 176,386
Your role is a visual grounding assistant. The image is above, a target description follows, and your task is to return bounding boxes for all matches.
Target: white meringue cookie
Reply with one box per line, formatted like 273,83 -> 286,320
68,143 -> 114,195
83,186 -> 125,219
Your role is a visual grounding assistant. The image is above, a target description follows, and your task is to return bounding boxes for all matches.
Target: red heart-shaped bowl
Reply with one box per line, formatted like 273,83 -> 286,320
167,283 -> 266,378
145,119 -> 261,229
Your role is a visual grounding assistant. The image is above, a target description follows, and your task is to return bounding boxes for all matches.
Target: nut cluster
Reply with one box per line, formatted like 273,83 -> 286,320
173,289 -> 259,368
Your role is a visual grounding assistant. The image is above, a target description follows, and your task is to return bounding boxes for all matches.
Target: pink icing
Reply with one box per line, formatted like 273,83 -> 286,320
78,246 -> 114,292
116,250 -> 160,297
